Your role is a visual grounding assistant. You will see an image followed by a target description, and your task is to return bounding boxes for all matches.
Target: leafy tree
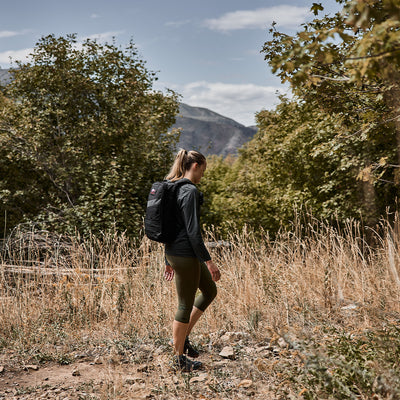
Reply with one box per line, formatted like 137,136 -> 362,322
0,34 -> 180,238
199,154 -> 235,230
199,1 -> 400,235
198,1 -> 400,236
262,0 -> 400,171
236,0 -> 400,231
202,98 -> 393,234
0,91 -> 53,236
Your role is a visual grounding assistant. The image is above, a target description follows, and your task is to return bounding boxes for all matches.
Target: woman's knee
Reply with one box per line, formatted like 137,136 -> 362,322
175,305 -> 192,324
196,283 -> 217,311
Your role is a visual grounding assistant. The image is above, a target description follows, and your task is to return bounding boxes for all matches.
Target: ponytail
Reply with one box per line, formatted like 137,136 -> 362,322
166,149 -> 206,182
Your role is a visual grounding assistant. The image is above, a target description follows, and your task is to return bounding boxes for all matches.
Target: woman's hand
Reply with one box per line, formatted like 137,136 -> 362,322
164,264 -> 174,281
206,260 -> 221,282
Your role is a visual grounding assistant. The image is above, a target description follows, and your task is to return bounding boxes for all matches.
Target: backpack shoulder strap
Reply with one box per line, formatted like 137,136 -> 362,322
174,179 -> 195,188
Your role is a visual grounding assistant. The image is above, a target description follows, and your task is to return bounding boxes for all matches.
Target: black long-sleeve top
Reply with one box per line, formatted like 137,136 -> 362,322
165,178 -> 211,262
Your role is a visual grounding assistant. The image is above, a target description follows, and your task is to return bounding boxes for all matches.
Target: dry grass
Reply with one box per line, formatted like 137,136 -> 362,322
2,216 -> 400,398
1,214 -> 400,356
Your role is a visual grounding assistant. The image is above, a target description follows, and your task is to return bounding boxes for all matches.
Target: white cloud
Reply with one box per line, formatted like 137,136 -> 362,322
165,20 -> 192,28
0,48 -> 33,66
0,30 -> 30,39
0,31 -> 123,68
173,81 -> 289,126
204,5 -> 310,32
90,13 -> 101,19
84,31 -> 123,42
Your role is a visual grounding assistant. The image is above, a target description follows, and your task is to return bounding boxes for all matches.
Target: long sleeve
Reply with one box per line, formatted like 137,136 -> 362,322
179,188 -> 211,262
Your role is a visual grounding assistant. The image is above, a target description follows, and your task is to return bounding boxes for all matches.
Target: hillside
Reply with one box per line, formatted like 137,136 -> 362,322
173,103 -> 257,156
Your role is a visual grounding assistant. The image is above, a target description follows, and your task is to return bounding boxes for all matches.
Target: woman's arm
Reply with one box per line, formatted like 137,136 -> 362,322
180,188 -> 211,262
205,260 -> 221,282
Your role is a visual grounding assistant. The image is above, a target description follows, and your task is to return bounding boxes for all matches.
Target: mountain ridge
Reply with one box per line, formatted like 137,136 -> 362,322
173,103 -> 257,156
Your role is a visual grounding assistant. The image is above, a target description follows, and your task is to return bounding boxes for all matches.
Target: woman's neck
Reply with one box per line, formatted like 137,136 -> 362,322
183,172 -> 195,183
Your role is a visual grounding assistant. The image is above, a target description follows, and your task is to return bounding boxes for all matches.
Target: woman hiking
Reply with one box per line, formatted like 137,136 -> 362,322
164,149 -> 221,372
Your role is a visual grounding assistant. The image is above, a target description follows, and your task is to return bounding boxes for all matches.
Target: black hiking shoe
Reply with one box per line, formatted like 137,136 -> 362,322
184,336 -> 200,358
172,354 -> 203,372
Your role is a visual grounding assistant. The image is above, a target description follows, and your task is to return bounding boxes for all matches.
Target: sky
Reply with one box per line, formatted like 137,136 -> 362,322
0,0 -> 342,126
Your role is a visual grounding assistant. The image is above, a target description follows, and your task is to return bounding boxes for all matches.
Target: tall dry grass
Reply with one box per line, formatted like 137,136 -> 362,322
1,215 -> 400,355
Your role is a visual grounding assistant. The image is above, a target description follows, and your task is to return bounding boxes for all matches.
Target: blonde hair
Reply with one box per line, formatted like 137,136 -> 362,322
166,149 -> 206,182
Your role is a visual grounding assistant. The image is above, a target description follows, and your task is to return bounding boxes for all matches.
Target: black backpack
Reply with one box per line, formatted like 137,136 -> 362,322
144,180 -> 191,243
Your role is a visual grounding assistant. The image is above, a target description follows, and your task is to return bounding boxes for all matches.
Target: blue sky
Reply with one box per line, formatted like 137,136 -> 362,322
0,0 -> 342,126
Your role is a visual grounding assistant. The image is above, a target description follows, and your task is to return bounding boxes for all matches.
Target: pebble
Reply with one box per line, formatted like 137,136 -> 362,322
219,346 -> 235,359
24,365 -> 39,371
213,360 -> 229,366
278,337 -> 289,349
93,356 -> 103,365
189,373 -> 208,383
220,331 -> 249,344
238,379 -> 253,388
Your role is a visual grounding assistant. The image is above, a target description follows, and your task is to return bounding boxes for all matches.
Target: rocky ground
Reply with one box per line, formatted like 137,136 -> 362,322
0,331 -> 298,400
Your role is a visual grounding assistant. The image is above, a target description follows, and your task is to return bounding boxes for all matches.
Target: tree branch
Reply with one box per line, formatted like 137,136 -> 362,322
310,74 -> 350,82
346,48 -> 400,61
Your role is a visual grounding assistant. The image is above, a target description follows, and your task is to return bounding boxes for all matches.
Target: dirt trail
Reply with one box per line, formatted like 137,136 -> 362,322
0,359 -> 168,399
0,334 -> 285,399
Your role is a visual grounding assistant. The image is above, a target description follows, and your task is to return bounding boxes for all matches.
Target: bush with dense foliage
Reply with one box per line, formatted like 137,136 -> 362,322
0,34 -> 180,238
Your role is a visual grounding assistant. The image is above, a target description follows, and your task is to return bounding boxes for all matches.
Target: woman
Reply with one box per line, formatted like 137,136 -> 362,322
164,149 -> 221,372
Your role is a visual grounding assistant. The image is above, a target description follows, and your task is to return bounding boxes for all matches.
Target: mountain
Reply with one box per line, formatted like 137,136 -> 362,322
0,69 -> 12,86
0,69 -> 257,155
173,103 -> 257,156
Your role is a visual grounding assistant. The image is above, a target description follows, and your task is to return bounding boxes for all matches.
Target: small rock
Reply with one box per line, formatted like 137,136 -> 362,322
92,356 -> 103,365
238,379 -> 253,388
219,346 -> 235,359
24,365 -> 39,371
213,360 -> 229,366
189,373 -> 208,383
0,366 -> 4,373
278,337 -> 288,349
220,331 -> 249,344
72,369 -> 81,376
255,345 -> 272,354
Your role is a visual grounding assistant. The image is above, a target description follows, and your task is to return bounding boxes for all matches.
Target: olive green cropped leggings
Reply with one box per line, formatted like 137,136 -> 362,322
166,255 -> 217,324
